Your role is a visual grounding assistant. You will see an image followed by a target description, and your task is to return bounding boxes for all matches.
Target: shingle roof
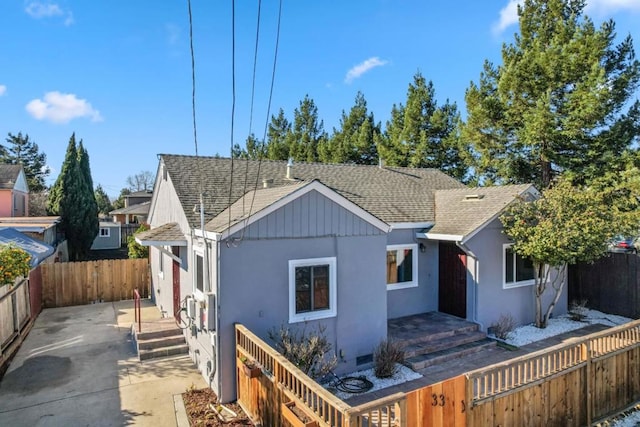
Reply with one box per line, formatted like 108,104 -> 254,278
205,181 -> 310,233
160,155 -> 466,227
110,201 -> 151,215
0,165 -> 23,189
428,184 -> 535,240
135,222 -> 187,246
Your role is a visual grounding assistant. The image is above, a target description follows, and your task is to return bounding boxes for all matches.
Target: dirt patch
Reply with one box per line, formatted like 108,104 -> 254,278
182,387 -> 253,426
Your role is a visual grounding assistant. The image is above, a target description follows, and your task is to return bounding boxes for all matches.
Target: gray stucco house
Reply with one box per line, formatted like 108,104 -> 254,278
137,154 -> 567,402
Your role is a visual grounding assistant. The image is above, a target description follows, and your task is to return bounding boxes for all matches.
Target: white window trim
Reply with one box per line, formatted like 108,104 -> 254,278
386,244 -> 418,290
289,257 -> 337,323
99,228 -> 110,237
193,246 -> 205,300
503,243 -> 536,289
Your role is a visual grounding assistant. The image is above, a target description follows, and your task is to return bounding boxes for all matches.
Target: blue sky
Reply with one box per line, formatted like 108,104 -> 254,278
1,1 -> 639,197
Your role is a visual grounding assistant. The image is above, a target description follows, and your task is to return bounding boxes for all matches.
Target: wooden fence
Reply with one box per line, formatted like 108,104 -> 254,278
237,319 -> 640,427
41,258 -> 150,307
569,253 -> 640,319
0,278 -> 33,375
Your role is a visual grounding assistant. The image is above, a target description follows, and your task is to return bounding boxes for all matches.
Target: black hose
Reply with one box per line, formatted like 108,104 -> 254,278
329,371 -> 374,394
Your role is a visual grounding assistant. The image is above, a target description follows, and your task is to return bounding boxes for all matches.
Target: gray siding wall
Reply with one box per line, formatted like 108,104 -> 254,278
241,190 -> 385,239
90,225 -> 120,250
215,234 -> 388,402
147,171 -> 192,324
386,229 -> 439,319
465,218 -> 568,330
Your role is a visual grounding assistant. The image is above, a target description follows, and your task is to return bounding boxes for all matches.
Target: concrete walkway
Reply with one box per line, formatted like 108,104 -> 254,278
0,300 -> 206,427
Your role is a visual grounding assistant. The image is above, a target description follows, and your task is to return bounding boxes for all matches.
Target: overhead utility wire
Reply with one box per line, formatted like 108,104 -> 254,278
241,0 -> 283,236
226,0 -> 237,240
240,0 -> 263,224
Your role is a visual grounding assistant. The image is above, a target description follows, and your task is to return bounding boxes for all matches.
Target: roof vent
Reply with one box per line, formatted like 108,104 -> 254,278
286,158 -> 293,180
263,178 -> 273,189
464,194 -> 484,201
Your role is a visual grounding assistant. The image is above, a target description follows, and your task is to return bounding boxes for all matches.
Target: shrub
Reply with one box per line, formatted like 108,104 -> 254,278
268,324 -> 337,379
0,244 -> 31,285
373,339 -> 405,379
489,313 -> 516,340
569,299 -> 589,321
128,224 -> 150,259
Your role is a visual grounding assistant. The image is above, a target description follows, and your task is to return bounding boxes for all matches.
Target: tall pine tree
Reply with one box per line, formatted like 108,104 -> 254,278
287,95 -> 327,163
378,72 -> 468,179
319,91 -> 380,165
1,132 -> 50,192
77,141 -> 99,259
462,0 -> 640,188
265,108 -> 291,160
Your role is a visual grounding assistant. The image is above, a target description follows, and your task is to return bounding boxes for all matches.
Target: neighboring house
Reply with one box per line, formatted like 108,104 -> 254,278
137,155 -> 568,403
110,191 -> 152,225
0,165 -> 29,217
91,221 -> 122,250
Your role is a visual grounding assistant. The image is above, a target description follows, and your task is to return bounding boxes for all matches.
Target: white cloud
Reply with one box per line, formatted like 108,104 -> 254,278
26,91 -> 103,124
344,57 -> 389,84
25,2 -> 74,26
586,0 -> 640,14
0,85 -> 6,96
492,0 -> 640,35
492,0 -> 521,35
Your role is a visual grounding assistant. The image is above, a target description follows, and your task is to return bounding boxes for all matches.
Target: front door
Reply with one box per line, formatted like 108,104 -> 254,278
438,242 -> 467,318
172,246 -> 181,320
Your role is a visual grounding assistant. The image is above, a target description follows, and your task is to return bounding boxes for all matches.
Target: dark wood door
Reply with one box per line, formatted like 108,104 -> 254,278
172,247 -> 181,320
438,242 -> 467,318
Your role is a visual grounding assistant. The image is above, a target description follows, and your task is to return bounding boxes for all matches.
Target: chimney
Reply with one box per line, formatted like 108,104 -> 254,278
286,158 -> 293,180
263,178 -> 273,189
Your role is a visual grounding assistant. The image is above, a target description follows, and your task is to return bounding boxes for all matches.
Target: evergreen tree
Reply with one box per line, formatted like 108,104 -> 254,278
76,142 -> 99,259
112,188 -> 131,210
265,108 -> 291,160
319,91 -> 380,165
1,132 -> 50,192
287,95 -> 327,163
378,72 -> 468,179
47,134 -> 98,261
462,0 -> 640,188
95,185 -> 113,215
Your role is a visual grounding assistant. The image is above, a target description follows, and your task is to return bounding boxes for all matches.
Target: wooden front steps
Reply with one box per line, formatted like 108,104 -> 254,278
388,312 -> 495,371
132,318 -> 189,361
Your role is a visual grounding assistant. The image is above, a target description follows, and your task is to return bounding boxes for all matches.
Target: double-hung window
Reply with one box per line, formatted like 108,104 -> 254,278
386,244 -> 418,290
99,228 -> 110,237
289,257 -> 336,323
503,244 -> 535,288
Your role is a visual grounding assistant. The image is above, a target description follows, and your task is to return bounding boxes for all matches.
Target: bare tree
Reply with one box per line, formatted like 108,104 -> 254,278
126,171 -> 155,191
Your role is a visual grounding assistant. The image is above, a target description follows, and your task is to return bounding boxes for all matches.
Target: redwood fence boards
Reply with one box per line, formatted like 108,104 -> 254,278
237,320 -> 640,427
569,253 -> 640,319
41,258 -> 149,307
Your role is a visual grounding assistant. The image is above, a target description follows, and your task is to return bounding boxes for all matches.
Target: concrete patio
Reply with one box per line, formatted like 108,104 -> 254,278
0,300 -> 205,427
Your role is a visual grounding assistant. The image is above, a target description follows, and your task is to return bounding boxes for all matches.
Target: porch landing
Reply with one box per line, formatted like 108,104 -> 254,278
388,312 -> 495,371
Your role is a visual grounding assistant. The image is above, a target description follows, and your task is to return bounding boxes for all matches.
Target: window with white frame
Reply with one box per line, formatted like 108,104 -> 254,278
194,251 -> 204,294
386,244 -> 418,289
99,228 -> 110,237
289,257 -> 337,323
503,244 -> 535,288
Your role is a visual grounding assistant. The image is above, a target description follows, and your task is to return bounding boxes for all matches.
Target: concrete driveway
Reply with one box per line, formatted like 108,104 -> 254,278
0,301 -> 206,427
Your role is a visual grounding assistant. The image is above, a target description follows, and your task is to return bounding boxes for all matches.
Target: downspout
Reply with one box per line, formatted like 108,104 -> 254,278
213,239 -> 223,402
456,241 -> 481,329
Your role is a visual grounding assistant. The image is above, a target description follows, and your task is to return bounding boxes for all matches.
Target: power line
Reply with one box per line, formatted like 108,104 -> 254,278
226,0 -> 236,238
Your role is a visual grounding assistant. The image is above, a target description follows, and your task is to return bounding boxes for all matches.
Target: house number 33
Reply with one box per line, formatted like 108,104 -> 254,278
431,394 -> 445,406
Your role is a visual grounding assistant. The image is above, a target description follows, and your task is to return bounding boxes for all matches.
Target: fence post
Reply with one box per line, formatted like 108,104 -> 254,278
584,341 -> 592,426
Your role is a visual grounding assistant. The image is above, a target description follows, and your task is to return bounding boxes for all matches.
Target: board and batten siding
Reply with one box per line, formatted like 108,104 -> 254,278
238,190 -> 385,239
